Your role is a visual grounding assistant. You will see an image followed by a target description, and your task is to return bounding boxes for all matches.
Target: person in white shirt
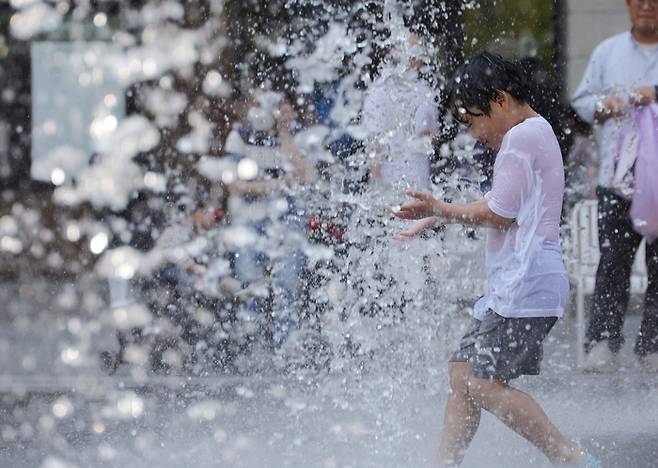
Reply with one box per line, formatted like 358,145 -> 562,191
345,32 -> 440,319
360,37 -> 439,194
571,0 -> 658,373
394,52 -> 601,468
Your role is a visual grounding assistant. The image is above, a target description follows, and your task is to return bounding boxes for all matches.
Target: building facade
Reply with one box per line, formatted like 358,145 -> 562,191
566,0 -> 630,94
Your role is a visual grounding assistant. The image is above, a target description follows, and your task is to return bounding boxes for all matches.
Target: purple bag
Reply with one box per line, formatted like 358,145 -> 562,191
629,104 -> 658,243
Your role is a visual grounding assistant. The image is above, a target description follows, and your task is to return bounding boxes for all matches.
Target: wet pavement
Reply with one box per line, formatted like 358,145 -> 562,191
1,279 -> 657,468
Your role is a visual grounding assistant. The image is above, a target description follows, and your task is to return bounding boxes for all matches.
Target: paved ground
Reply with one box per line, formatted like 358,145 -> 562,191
1,279 -> 657,468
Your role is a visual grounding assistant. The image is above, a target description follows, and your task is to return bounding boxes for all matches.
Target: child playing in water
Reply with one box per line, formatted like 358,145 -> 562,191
393,52 -> 602,468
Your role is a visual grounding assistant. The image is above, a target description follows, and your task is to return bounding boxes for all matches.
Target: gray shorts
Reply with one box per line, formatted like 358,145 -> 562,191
450,310 -> 557,381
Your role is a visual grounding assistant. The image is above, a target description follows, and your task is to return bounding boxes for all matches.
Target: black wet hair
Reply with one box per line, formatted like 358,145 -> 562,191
446,51 -> 530,124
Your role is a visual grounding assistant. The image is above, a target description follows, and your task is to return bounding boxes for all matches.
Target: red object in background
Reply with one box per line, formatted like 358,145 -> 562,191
307,215 -> 344,242
326,223 -> 345,242
307,215 -> 322,231
212,208 -> 224,223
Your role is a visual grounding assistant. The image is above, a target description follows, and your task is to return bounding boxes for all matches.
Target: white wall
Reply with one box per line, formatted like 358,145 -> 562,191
566,0 -> 630,94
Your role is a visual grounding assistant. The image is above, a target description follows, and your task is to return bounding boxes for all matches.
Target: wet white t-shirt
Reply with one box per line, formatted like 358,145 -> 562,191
473,116 -> 570,320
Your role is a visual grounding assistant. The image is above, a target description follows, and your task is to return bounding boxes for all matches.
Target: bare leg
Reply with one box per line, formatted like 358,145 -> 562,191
436,362 -> 482,466
467,374 -> 583,465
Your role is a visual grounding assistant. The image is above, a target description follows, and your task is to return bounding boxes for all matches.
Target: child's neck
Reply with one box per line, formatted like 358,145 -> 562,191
507,104 -> 538,130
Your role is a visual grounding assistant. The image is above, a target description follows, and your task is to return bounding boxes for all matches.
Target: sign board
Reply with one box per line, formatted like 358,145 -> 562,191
31,41 -> 125,182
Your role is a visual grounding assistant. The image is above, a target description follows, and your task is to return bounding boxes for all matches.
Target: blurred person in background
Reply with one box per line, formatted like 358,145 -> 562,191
101,185 -> 229,375
336,28 -> 441,324
224,90 -> 316,349
361,32 -> 439,201
571,0 -> 658,373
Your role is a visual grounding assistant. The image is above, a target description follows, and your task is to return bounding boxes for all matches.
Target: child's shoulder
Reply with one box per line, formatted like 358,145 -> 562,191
503,117 -> 551,151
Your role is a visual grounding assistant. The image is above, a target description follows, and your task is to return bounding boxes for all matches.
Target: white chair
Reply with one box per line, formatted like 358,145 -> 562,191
567,200 -> 648,365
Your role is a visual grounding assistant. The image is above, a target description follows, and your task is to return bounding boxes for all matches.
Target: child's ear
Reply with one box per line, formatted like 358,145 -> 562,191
493,91 -> 505,106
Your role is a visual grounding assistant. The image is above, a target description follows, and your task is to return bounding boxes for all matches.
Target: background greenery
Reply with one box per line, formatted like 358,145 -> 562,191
463,0 -> 555,64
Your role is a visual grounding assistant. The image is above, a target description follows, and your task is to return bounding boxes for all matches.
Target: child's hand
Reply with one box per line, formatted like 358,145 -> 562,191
392,216 -> 438,240
392,191 -> 440,220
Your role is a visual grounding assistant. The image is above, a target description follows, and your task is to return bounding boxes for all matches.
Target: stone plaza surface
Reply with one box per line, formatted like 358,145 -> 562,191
1,279 -> 657,468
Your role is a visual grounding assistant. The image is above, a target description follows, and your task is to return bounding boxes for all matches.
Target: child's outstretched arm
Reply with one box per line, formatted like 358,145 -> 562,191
393,191 -> 514,230
392,216 -> 439,240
